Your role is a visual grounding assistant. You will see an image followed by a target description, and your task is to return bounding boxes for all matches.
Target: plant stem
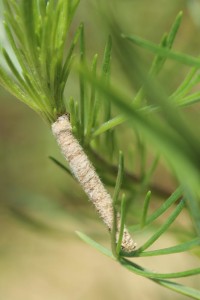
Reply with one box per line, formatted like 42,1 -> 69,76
52,114 -> 136,252
88,149 -> 172,198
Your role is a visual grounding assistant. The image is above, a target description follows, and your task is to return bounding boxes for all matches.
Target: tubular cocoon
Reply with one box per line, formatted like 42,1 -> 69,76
52,114 -> 136,252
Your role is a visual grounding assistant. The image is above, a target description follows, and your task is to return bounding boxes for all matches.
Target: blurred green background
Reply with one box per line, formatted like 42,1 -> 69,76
0,0 -> 200,299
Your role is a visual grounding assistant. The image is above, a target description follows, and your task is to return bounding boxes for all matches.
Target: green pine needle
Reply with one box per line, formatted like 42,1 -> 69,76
1,0 -> 80,123
123,33 -> 200,68
137,200 -> 185,253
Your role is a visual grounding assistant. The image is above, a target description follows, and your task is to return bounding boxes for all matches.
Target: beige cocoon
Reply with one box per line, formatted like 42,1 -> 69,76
52,114 -> 136,252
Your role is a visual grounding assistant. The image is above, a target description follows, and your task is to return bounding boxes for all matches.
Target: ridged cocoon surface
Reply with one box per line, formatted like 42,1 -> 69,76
52,114 -> 136,252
